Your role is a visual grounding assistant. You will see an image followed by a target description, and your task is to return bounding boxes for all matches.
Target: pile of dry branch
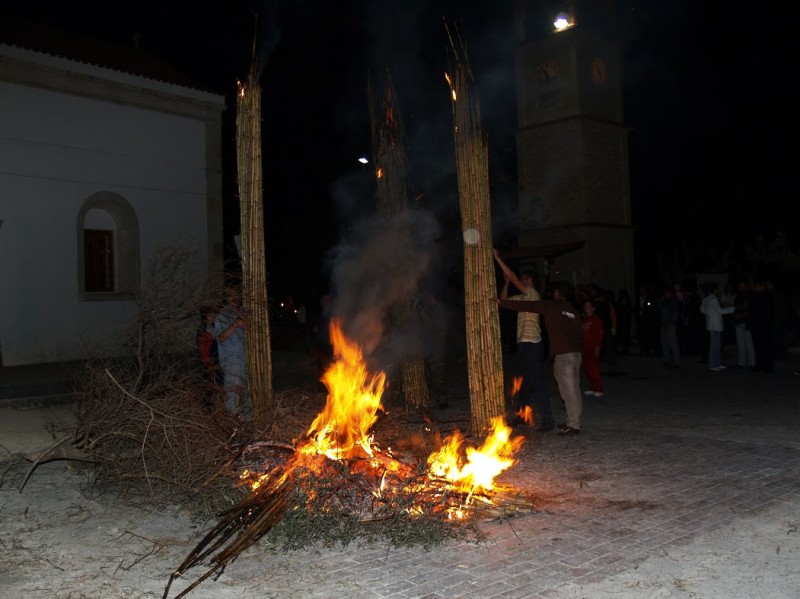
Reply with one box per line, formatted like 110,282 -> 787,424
73,358 -> 248,511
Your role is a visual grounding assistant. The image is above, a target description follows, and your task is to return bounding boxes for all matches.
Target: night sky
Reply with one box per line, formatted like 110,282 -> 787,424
4,1 -> 799,304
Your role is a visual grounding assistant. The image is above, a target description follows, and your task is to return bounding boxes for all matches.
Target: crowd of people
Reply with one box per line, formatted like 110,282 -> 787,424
633,278 -> 785,374
194,267 -> 795,429
492,249 -> 798,436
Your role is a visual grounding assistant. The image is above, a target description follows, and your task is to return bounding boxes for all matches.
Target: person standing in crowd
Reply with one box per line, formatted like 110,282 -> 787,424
196,304 -> 223,403
495,280 -> 583,436
493,250 -> 555,432
214,286 -> 251,419
733,279 -> 756,370
700,283 -> 735,371
748,278 -> 775,373
720,283 -> 737,347
593,288 -> 618,373
694,284 -> 710,362
581,298 -> 605,397
658,285 -> 682,368
615,288 -> 633,355
635,286 -> 658,355
310,293 -> 334,377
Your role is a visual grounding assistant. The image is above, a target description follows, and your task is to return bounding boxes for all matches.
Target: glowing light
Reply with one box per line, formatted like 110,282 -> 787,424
358,156 -> 369,164
554,13 -> 573,31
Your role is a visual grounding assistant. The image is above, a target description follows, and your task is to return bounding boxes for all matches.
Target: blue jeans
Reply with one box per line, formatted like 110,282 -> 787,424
708,330 -> 722,368
660,324 -> 681,366
221,358 -> 251,419
517,342 -> 554,427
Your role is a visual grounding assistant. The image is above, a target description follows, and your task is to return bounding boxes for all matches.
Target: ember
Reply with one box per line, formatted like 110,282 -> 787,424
510,375 -> 523,397
516,405 -> 535,426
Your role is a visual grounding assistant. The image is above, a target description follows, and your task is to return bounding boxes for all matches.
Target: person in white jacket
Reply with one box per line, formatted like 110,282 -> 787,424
700,283 -> 735,370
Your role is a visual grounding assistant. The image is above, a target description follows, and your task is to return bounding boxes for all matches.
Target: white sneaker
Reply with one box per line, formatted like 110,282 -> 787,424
594,392 -> 604,397
583,390 -> 595,396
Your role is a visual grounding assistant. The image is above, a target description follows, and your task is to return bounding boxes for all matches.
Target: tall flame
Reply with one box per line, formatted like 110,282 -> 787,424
300,319 -> 386,461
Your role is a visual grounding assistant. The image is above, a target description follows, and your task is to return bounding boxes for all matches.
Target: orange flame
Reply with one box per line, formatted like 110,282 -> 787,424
516,405 -> 534,426
242,322 -> 523,512
299,319 -> 386,461
510,376 -> 523,397
427,417 -> 524,495
445,72 -> 457,101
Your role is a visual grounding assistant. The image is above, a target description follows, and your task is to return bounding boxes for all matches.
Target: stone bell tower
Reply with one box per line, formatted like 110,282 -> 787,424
512,0 -> 634,296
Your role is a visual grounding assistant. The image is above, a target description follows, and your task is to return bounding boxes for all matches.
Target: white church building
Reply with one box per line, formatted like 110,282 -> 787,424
0,42 -> 226,366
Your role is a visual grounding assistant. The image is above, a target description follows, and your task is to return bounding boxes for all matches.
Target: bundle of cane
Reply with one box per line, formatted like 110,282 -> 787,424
162,470 -> 295,599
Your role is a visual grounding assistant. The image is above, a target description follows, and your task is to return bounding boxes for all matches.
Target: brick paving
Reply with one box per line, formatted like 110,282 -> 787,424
2,350 -> 799,597
165,350 -> 799,598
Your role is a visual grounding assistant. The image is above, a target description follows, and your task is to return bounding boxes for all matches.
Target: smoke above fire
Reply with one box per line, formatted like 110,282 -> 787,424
252,0 -> 281,79
325,207 -> 441,374
318,2 -> 523,376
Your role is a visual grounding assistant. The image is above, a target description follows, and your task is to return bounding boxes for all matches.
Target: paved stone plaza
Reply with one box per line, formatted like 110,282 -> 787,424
1,350 -> 798,597
233,352 -> 800,598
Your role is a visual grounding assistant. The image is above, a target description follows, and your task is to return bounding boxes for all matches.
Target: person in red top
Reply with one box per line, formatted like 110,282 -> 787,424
196,305 -> 223,402
581,298 -> 605,397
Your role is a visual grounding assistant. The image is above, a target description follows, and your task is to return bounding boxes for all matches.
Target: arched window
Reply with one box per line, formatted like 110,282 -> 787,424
77,193 -> 140,300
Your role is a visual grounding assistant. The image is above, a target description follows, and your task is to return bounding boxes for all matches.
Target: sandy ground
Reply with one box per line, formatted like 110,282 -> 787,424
1,375 -> 799,599
556,500 -> 800,599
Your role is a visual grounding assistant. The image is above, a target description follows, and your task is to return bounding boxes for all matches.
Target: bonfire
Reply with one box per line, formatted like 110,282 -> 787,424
163,320 -> 531,599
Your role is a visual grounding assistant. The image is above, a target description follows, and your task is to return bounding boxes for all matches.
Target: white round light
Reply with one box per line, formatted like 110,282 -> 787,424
463,228 -> 480,245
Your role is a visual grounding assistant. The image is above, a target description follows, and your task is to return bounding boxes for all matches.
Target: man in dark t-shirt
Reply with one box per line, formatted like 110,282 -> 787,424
496,280 -> 583,435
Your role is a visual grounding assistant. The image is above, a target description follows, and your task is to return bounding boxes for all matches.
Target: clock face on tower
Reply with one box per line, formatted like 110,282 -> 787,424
590,57 -> 608,86
535,60 -> 559,87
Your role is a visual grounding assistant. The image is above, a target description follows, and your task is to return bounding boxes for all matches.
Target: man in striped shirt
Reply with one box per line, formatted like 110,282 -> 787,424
494,250 -> 555,432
